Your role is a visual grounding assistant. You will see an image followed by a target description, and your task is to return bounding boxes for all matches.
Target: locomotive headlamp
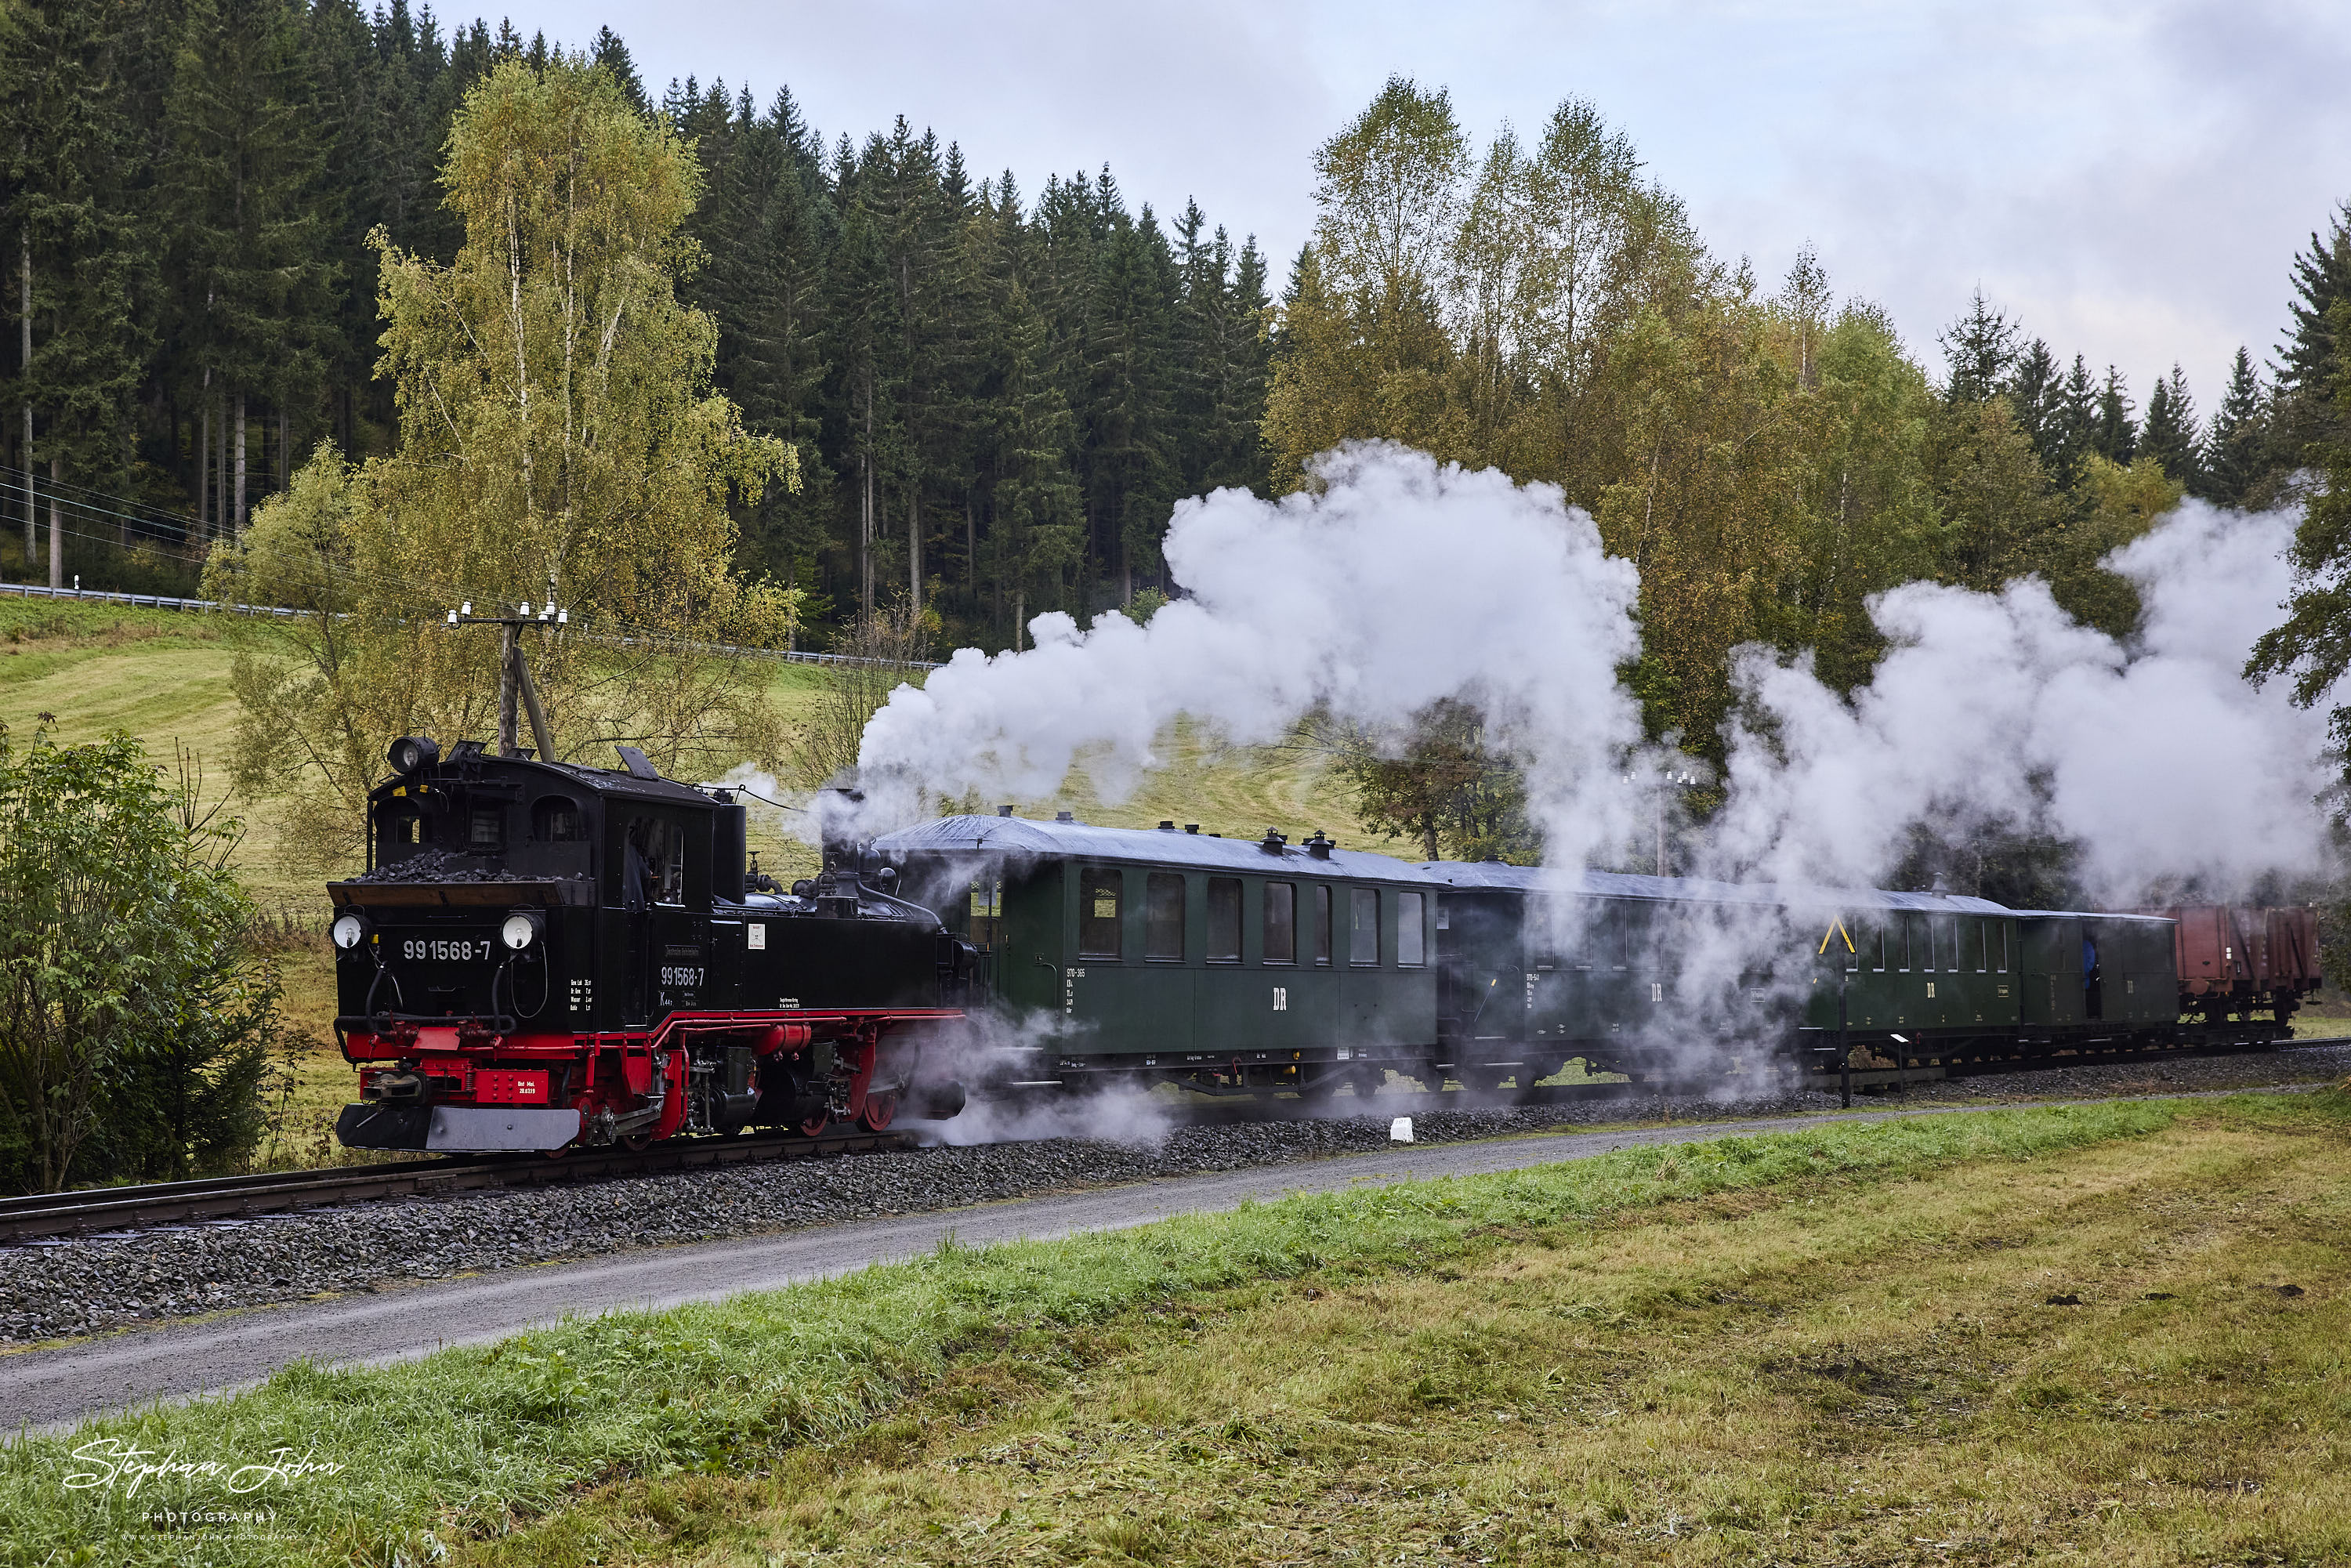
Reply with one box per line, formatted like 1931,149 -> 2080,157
387,734 -> 441,776
331,913 -> 369,950
501,911 -> 545,951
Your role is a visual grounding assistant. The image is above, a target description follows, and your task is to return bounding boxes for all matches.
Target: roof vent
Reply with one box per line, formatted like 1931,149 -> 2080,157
1158,820 -> 1176,831
997,804 -> 1015,817
1259,828 -> 1287,854
1929,871 -> 1951,896
1184,823 -> 1200,835
1055,809 -> 1074,823
1305,831 -> 1334,860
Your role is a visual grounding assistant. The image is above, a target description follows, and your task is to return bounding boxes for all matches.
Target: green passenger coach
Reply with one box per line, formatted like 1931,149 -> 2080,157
878,813 -> 1444,1095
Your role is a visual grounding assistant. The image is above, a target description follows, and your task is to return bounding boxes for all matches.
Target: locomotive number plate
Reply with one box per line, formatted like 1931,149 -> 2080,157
403,938 -> 492,962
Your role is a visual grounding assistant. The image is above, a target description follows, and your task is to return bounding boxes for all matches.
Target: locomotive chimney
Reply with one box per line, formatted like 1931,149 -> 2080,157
817,782 -> 867,871
713,796 -> 748,903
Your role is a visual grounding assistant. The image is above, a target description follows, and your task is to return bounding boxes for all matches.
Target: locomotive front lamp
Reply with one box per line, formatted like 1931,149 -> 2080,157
388,735 -> 441,776
501,911 -> 546,951
331,914 -> 369,950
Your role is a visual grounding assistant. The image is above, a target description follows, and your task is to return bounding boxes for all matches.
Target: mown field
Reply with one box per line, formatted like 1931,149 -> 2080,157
13,1092 -> 2346,1565
0,596 -> 1406,1161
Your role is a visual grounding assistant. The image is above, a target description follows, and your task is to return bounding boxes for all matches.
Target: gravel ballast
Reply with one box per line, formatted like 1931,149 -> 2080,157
5,1042 -> 2343,1346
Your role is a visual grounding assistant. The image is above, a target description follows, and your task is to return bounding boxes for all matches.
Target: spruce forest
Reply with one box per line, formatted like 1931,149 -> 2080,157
5,12 -> 2349,772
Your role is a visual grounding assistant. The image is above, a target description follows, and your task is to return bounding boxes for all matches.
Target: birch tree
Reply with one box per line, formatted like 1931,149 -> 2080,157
211,56 -> 798,864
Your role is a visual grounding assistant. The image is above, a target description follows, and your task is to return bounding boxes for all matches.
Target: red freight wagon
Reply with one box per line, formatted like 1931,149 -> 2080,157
2135,905 -> 2321,1024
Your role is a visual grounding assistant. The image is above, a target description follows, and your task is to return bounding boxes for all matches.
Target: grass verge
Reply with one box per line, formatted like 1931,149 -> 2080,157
9,1092 -> 2343,1564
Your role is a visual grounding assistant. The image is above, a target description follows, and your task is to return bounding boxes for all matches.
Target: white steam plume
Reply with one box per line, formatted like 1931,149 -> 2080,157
1711,502 -> 2336,903
857,444 -> 1650,867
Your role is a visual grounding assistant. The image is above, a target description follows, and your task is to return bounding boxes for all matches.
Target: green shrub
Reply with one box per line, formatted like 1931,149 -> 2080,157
0,723 -> 282,1190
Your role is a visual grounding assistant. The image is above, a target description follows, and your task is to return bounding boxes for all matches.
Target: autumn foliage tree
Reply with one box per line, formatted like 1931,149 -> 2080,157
209,56 -> 797,864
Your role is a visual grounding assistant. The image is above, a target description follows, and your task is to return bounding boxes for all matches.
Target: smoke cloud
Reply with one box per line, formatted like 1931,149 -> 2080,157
853,447 -> 2329,910
857,443 -> 1651,868
1712,502 -> 2335,903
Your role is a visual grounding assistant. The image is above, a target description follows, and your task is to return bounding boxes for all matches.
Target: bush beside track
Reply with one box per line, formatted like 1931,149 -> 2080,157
12,1092 -> 2346,1566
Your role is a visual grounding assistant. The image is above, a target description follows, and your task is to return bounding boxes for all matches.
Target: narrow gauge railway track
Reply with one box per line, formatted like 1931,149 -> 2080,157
1801,1028 -> 2346,1092
0,1127 -> 914,1246
7,1034 -> 2338,1248
1156,1032 -> 2351,1121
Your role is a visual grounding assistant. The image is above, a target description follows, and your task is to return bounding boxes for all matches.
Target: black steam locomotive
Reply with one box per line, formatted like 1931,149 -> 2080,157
331,737 -> 972,1155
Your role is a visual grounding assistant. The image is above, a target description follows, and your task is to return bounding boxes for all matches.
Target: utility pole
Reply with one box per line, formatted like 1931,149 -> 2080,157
1649,770 -> 1698,877
21,234 -> 34,568
449,576 -> 567,760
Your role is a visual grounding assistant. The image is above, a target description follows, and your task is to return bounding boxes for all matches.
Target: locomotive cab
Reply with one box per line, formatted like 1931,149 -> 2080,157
331,738 -> 966,1156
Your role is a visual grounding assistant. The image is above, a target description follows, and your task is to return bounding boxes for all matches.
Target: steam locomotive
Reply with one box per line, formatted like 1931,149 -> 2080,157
331,738 -> 973,1156
331,737 -> 2320,1156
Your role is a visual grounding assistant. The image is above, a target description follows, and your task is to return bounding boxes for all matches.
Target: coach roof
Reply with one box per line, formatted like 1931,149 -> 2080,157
876,814 -> 1444,885
1421,860 -> 2015,914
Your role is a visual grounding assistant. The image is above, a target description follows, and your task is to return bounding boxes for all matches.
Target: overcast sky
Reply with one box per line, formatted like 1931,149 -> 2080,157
491,0 -> 2347,418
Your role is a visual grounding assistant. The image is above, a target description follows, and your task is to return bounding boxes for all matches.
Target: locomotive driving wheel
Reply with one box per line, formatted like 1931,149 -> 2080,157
858,1089 -> 899,1132
799,1105 -> 831,1137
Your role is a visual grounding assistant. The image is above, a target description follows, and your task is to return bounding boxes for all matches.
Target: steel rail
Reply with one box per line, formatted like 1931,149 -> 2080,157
1152,1033 -> 2351,1119
0,1127 -> 915,1246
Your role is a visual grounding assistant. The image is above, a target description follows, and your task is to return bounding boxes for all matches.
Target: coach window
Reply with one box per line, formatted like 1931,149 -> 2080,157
533,795 -> 584,842
1206,878 -> 1243,963
1146,871 -> 1185,961
1934,916 -> 1958,972
1349,888 -> 1381,966
1896,915 -> 1914,971
1313,885 -> 1333,965
1397,891 -> 1426,966
1871,923 -> 1886,972
1996,922 -> 2009,973
1975,919 -> 1989,972
1079,867 -> 1123,958
1263,882 -> 1296,965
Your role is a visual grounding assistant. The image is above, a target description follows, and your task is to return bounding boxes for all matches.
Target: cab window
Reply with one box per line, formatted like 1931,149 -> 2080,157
377,801 -> 423,860
469,804 -> 504,849
1079,868 -> 1122,958
533,795 -> 584,842
624,817 -> 685,907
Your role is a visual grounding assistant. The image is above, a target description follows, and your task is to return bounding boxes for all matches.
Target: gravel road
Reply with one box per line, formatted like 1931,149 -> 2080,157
0,1101 -> 2079,1432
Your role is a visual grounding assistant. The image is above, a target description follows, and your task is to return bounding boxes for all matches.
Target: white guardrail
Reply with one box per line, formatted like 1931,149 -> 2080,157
0,580 -> 940,669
